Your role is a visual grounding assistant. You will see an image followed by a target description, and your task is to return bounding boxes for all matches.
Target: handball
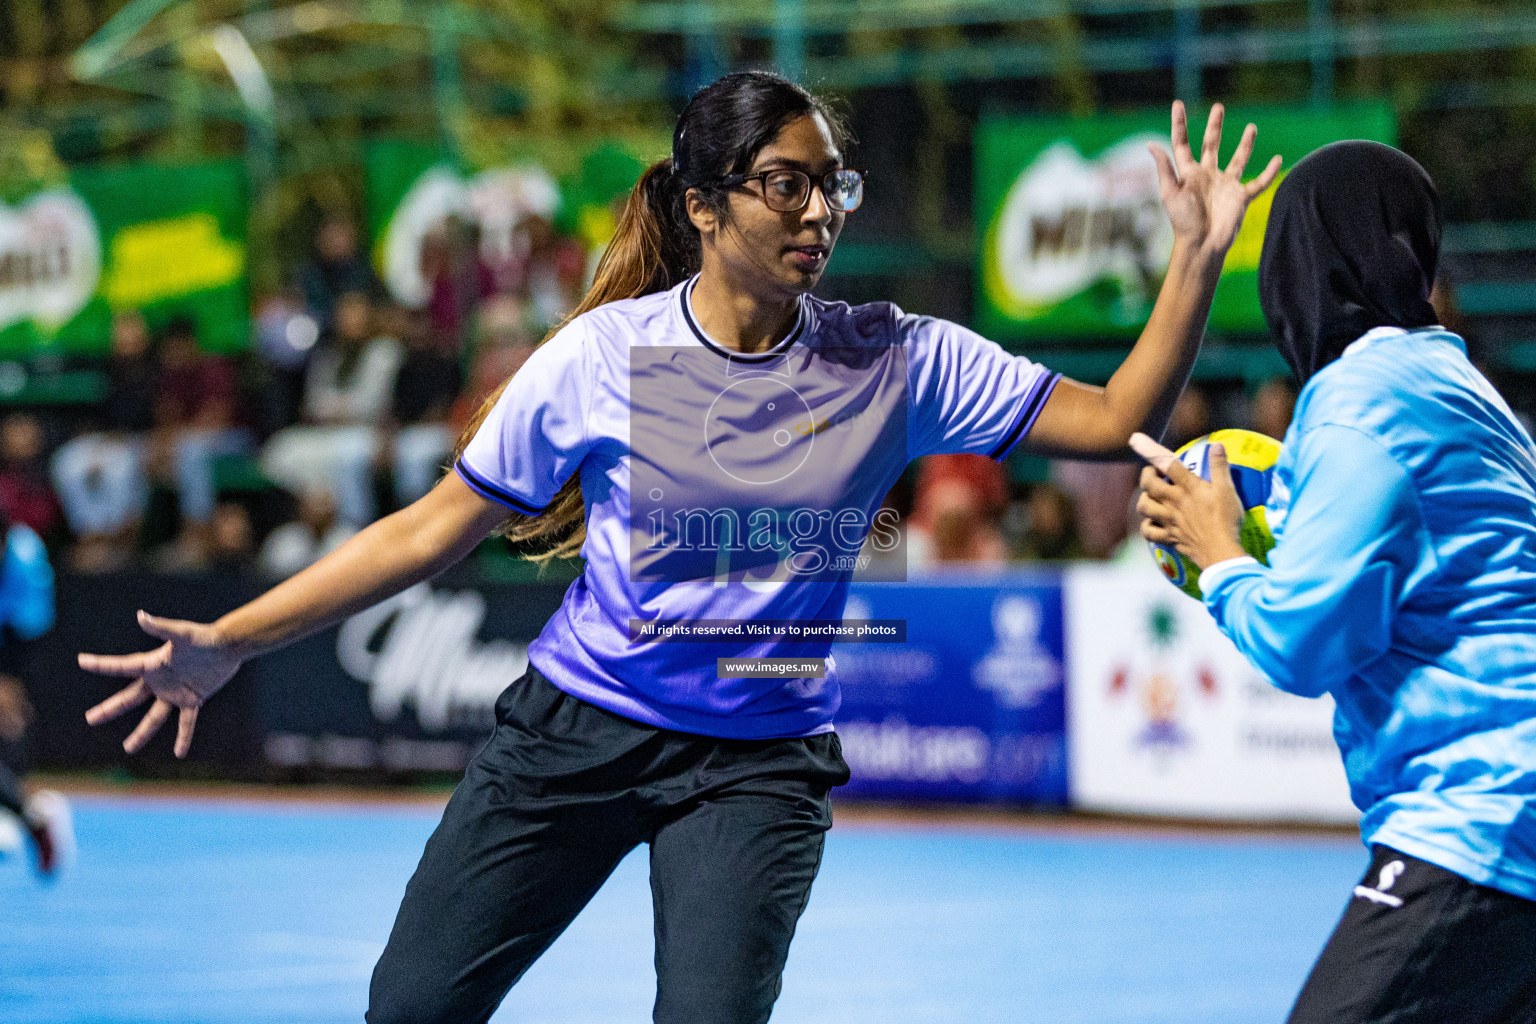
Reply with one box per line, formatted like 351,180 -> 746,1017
1148,428 -> 1281,599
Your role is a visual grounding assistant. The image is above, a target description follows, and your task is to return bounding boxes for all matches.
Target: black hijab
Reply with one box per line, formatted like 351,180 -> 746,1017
1258,140 -> 1442,385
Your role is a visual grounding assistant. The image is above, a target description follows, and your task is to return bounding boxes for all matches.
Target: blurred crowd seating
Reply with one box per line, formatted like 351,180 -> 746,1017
1,201 -> 1306,576
5,205 -> 582,575
905,376 -> 1298,570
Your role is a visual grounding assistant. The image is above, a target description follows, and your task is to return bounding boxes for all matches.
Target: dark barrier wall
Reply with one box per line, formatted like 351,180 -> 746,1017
254,568 -> 567,774
27,570 -> 268,773
25,566 -> 567,777
26,568 -> 1068,805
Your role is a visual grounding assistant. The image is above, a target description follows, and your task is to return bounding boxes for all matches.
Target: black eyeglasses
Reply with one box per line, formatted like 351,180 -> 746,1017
717,167 -> 865,213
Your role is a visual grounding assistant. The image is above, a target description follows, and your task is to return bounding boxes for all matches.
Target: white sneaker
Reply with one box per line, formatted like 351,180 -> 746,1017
0,813 -> 23,861
22,790 -> 74,877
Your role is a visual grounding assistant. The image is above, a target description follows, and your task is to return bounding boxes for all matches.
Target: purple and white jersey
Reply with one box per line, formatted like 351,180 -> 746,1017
456,275 -> 1059,738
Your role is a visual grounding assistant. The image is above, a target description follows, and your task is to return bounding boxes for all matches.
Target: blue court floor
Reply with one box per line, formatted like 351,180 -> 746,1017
0,797 -> 1365,1024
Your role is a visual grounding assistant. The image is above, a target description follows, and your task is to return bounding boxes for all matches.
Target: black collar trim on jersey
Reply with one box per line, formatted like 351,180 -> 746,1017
679,276 -> 809,363
454,459 -> 547,517
989,372 -> 1063,461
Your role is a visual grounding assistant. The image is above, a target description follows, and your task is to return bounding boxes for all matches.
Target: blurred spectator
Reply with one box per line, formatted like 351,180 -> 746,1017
1112,487 -> 1155,565
1164,386 -> 1211,450
906,454 -> 1009,567
390,311 -> 461,506
206,502 -> 256,569
1015,482 -> 1086,561
154,317 -> 254,567
260,489 -> 357,577
296,213 -> 379,334
450,295 -> 538,433
260,291 -> 404,527
422,216 -> 493,352
100,308 -> 158,431
1431,278 -> 1467,340
522,214 -> 587,335
1251,375 -> 1298,440
154,316 -> 241,431
253,289 -> 321,436
1050,460 -> 1139,559
51,310 -> 155,571
0,415 -> 62,547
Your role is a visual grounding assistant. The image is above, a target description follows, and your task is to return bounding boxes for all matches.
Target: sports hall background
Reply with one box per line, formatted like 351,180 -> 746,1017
0,2 -> 1531,1021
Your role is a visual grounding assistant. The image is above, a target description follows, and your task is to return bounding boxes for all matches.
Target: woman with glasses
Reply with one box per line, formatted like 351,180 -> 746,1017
78,71 -> 1277,1024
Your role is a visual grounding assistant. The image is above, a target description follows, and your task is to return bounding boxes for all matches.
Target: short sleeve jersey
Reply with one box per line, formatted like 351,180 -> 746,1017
457,274 -> 1058,738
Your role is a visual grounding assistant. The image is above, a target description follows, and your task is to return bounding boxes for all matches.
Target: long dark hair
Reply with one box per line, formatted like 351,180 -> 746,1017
454,70 -> 851,561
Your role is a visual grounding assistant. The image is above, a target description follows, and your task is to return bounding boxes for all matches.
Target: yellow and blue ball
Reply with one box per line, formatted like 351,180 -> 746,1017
1148,428 -> 1281,600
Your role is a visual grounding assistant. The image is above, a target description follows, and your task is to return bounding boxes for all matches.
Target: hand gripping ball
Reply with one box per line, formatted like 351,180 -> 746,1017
1148,428 -> 1281,599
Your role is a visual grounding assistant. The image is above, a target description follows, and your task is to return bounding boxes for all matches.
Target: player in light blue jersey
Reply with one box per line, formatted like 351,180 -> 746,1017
0,515 -> 72,877
1134,141 -> 1536,1023
79,72 -> 1276,1024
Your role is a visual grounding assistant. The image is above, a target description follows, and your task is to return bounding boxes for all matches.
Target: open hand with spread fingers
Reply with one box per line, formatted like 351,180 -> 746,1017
1150,100 -> 1283,258
80,611 -> 243,758
1130,431 -> 1248,571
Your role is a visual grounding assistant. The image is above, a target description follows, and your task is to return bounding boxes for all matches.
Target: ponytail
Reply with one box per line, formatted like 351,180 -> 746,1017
451,158 -> 697,562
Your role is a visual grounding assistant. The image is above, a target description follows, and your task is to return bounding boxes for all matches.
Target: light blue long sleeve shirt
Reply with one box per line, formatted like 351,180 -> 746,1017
0,525 -> 53,640
1204,327 -> 1536,900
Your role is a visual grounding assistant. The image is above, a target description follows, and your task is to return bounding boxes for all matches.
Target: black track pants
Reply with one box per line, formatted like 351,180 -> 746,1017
367,666 -> 850,1024
0,738 -> 27,818
1288,844 -> 1536,1024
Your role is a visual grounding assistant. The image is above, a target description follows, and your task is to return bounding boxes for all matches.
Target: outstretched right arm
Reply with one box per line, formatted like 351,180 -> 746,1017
81,472 -> 510,757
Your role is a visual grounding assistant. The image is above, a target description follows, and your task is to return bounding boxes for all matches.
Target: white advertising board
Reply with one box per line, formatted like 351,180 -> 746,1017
1066,562 -> 1358,823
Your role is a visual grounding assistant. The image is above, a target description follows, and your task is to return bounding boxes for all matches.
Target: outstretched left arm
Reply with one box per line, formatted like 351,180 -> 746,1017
1024,101 -> 1281,459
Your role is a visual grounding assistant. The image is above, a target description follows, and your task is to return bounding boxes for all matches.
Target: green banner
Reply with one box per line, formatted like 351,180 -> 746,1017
975,103 -> 1396,341
0,159 -> 248,356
